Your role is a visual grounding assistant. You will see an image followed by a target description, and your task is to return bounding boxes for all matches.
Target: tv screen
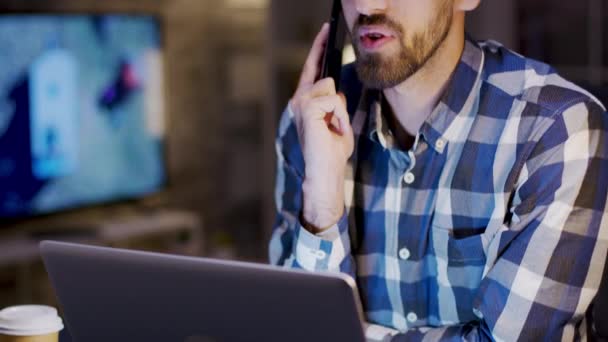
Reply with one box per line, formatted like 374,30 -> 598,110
0,15 -> 166,218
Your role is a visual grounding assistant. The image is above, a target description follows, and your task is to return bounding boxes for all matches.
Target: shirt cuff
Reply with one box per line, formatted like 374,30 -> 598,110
364,322 -> 400,342
292,209 -> 351,272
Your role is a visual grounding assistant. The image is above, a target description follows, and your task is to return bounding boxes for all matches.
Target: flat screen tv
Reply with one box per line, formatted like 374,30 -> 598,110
0,14 -> 166,218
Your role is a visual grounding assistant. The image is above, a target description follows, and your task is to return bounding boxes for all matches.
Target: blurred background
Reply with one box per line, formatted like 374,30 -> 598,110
0,0 -> 605,311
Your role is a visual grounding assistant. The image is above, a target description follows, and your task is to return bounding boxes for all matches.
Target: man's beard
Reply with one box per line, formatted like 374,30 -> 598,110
353,2 -> 454,89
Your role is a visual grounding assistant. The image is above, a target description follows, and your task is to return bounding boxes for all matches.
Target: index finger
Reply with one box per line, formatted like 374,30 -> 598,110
297,23 -> 330,88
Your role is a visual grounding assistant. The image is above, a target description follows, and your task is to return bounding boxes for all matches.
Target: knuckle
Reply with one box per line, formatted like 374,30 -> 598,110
302,98 -> 322,116
311,78 -> 335,95
300,98 -> 312,113
330,94 -> 343,108
292,90 -> 312,110
320,78 -> 336,91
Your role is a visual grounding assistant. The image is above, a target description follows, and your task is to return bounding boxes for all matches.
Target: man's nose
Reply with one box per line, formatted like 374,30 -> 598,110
353,0 -> 388,16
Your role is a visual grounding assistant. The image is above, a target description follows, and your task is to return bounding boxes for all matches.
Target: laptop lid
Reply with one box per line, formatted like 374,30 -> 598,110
40,241 -> 366,342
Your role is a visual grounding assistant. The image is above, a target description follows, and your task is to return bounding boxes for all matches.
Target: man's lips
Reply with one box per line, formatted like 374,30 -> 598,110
358,26 -> 396,51
358,26 -> 396,38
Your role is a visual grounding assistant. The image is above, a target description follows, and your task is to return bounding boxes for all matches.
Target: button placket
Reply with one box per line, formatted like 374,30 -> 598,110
398,248 -> 410,260
403,172 -> 415,184
435,138 -> 446,152
406,312 -> 418,323
402,144 -> 417,185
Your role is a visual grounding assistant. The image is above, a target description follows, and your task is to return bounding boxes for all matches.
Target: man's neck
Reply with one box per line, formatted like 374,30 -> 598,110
382,16 -> 466,143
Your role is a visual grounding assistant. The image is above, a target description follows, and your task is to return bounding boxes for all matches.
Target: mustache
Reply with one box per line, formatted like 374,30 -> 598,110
353,14 -> 403,36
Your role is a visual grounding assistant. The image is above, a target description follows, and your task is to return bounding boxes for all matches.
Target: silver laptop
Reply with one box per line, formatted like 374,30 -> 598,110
40,241 -> 366,342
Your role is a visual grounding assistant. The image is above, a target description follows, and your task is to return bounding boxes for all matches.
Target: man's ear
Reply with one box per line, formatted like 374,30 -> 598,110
454,0 -> 481,12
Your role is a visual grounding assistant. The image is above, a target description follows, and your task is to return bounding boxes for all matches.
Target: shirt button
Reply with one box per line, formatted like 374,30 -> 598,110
403,172 -> 415,184
473,308 -> 483,319
406,312 -> 418,323
314,250 -> 327,260
435,139 -> 446,150
398,248 -> 410,261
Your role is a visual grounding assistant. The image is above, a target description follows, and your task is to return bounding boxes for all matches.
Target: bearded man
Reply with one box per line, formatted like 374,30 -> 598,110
269,0 -> 608,340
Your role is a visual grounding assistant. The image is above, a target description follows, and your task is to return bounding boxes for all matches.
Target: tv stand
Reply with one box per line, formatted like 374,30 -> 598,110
28,226 -> 99,241
0,209 -> 203,305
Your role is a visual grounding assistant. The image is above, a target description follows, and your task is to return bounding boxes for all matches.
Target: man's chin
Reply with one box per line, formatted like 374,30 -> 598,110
354,59 -> 415,90
356,44 -> 399,61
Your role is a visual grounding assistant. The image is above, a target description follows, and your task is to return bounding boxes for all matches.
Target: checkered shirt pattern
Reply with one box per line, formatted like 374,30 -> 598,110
269,37 -> 608,341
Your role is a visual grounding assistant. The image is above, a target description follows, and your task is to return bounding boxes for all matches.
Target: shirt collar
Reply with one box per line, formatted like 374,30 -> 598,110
365,37 -> 485,154
368,91 -> 393,149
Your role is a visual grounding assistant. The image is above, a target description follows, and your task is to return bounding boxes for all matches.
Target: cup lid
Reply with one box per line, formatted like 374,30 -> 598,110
0,305 -> 63,336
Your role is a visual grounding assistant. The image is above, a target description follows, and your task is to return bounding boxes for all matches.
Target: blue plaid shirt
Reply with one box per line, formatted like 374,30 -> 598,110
269,38 -> 608,341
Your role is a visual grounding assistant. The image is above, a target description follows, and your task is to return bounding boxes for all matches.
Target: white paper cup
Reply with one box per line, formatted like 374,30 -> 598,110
0,305 -> 63,342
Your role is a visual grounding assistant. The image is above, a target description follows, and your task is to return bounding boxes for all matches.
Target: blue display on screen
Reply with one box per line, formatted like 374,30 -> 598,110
0,15 -> 166,218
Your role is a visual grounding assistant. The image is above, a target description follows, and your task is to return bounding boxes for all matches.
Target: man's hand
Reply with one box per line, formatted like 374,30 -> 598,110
289,23 -> 355,233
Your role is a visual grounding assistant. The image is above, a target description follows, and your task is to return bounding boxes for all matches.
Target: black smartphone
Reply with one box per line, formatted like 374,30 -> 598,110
319,0 -> 347,91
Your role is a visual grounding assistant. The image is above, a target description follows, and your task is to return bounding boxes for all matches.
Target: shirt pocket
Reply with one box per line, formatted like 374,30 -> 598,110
429,224 -> 502,323
431,223 -> 502,266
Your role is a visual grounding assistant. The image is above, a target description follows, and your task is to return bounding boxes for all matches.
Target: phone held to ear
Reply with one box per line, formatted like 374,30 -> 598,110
319,0 -> 347,92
